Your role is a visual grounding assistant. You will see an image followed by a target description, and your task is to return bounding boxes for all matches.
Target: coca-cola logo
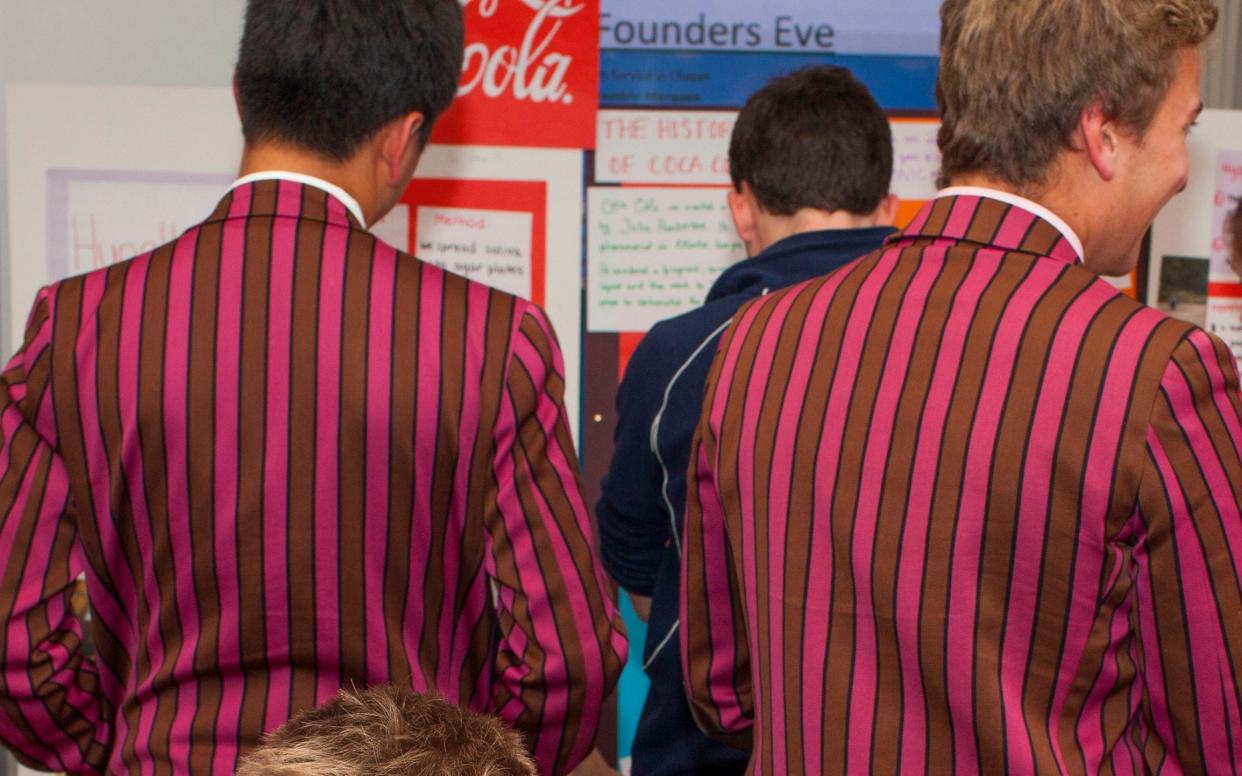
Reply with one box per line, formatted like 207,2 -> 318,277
457,0 -> 584,105
433,0 -> 598,147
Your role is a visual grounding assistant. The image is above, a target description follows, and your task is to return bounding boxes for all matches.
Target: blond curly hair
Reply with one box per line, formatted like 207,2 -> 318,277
236,686 -> 536,776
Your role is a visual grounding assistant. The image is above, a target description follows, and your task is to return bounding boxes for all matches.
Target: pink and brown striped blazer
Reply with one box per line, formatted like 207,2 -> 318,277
682,193 -> 1242,774
0,180 -> 626,775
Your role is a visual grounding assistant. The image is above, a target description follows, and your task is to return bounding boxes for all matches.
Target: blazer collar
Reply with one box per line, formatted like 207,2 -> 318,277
201,179 -> 365,232
888,193 -> 1082,265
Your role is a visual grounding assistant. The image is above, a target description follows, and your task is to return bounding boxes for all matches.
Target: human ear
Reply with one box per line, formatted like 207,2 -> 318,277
1080,100 -> 1119,183
380,112 -> 426,186
874,194 -> 899,227
727,183 -> 759,248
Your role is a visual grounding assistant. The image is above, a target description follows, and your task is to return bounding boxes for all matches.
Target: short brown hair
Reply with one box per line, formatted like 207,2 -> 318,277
236,686 -> 536,776
936,0 -> 1218,188
729,66 -> 893,216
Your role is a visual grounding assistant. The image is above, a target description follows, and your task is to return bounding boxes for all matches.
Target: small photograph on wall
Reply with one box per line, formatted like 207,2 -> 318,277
1158,255 -> 1210,328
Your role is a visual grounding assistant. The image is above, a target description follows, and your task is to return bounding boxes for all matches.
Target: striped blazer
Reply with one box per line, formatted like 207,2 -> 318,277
682,193 -> 1242,774
0,180 -> 626,775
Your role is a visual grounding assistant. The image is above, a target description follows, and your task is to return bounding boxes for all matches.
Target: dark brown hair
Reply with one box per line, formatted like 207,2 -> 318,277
728,65 -> 893,216
235,0 -> 465,160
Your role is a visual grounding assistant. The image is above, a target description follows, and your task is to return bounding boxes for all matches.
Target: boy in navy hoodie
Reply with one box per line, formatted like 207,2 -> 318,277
596,66 -> 898,775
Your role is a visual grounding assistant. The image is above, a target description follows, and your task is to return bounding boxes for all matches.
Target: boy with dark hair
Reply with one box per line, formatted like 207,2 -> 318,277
0,2 -> 626,774
234,0 -> 465,157
596,65 -> 896,776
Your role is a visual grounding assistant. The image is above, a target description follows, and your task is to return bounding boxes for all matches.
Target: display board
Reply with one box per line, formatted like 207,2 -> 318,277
584,3 -> 948,765
1149,109 -> 1242,360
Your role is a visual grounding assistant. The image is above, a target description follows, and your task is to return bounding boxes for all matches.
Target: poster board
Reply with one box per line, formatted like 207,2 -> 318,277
1149,109 -> 1242,360
585,3 -> 947,764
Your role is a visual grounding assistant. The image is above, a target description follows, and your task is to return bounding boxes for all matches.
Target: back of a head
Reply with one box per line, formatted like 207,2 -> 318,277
235,686 -> 537,776
235,0 -> 465,162
936,0 -> 1218,189
728,65 -> 893,217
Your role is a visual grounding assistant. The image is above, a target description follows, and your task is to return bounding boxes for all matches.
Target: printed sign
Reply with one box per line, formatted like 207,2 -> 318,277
598,0 -> 939,110
432,0 -> 600,148
599,0 -> 940,54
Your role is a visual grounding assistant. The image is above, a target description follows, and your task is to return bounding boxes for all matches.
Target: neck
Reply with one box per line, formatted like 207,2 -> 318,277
753,208 -> 879,254
948,171 -> 1088,251
239,142 -> 377,224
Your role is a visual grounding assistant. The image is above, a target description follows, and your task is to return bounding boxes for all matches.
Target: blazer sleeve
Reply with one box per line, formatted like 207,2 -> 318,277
484,301 -> 628,776
680,318 -> 754,750
0,287 -> 110,773
1132,327 -> 1242,771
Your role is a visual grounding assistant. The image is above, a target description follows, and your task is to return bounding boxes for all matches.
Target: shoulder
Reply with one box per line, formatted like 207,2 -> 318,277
627,300 -> 743,387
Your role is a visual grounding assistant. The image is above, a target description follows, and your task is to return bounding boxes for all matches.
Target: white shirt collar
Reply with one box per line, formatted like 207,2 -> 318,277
937,185 -> 1084,260
229,171 -> 368,228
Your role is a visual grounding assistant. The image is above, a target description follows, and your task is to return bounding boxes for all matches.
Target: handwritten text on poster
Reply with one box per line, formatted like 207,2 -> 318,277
416,206 -> 534,300
588,187 -> 743,332
48,171 -> 232,281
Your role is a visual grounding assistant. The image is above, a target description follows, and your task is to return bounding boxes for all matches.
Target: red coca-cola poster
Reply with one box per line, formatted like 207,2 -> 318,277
431,0 -> 600,149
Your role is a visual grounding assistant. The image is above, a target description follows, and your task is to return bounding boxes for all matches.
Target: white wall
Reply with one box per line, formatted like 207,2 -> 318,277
0,10 -> 247,773
0,0 -> 245,357
1205,0 -> 1242,109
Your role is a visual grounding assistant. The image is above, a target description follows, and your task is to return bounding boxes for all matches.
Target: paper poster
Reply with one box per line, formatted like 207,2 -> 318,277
1207,291 -> 1242,358
404,147 -> 584,437
599,0 -> 939,109
587,186 -> 743,332
600,0 -> 940,54
6,85 -> 244,344
1148,112 -> 1242,359
1157,255 -> 1210,327
597,110 -> 943,208
595,109 -> 735,184
889,119 -> 940,201
415,207 -> 535,300
46,170 -> 234,280
1211,149 -> 1242,277
431,0 -> 600,148
369,204 -> 411,252
396,177 -> 547,306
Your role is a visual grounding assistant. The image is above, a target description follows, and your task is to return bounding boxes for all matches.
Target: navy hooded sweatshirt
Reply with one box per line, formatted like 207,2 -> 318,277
597,226 -> 894,775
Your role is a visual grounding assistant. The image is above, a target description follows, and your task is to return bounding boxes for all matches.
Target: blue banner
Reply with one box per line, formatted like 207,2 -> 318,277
601,50 -> 938,111
599,0 -> 940,111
